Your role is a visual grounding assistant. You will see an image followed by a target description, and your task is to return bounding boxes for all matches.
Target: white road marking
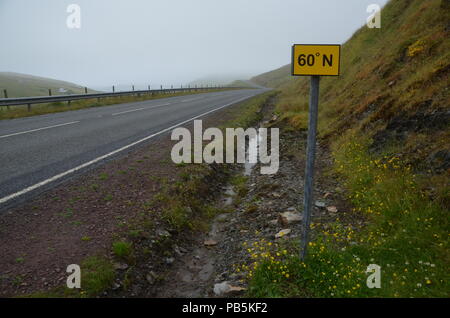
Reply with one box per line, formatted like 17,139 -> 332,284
181,97 -> 203,102
0,94 -> 257,205
0,121 -> 80,139
112,108 -> 146,116
111,103 -> 171,116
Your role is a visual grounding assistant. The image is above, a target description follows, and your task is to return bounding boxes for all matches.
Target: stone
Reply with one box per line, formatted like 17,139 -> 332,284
275,229 -> 291,239
213,282 -> 246,296
204,239 -> 218,247
157,229 -> 171,238
113,263 -> 129,270
214,282 -> 231,296
146,272 -> 157,285
315,201 -> 326,208
278,211 -> 302,226
326,206 -> 338,213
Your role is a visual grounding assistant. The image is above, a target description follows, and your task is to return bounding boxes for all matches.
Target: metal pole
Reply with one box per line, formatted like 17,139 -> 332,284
48,89 -> 52,96
85,87 -> 88,94
300,75 -> 320,261
112,85 -> 115,93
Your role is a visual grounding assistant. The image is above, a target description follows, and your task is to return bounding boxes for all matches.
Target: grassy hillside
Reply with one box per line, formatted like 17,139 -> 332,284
249,0 -> 449,297
253,0 -> 449,174
0,72 -> 91,98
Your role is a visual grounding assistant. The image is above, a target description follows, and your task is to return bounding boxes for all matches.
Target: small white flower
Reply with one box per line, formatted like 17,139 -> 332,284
417,283 -> 422,287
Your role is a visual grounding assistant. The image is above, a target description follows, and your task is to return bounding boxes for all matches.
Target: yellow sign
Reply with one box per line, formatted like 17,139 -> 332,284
292,44 -> 341,76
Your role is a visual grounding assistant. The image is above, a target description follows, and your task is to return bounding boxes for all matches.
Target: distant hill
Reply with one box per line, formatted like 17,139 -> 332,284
189,74 -> 252,87
0,72 -> 92,98
227,80 -> 265,88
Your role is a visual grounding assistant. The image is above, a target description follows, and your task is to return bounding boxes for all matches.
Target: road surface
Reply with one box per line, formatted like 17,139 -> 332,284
0,88 -> 267,210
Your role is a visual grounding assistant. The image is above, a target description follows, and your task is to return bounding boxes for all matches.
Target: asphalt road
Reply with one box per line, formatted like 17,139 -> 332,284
0,88 -> 267,210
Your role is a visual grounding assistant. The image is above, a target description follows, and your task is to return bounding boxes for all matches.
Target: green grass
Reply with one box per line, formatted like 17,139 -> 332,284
0,88 -> 240,120
112,241 -> 133,261
80,256 -> 115,297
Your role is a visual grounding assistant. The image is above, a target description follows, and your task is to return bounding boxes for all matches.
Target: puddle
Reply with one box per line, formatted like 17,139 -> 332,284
221,186 -> 236,206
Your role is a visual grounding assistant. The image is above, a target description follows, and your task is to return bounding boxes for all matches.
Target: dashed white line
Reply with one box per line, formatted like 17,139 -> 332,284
111,103 -> 171,116
181,97 -> 204,102
0,121 -> 80,139
0,94 -> 258,205
112,108 -> 146,116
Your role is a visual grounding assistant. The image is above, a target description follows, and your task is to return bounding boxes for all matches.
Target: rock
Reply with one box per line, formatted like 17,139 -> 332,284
146,272 -> 157,285
213,282 -> 246,296
287,207 -> 297,212
323,192 -> 332,198
204,239 -> 218,247
315,201 -> 326,208
228,285 -> 246,294
113,263 -> 129,270
275,229 -> 291,239
157,229 -> 171,238
326,206 -> 338,213
112,282 -> 121,290
165,257 -> 175,265
278,212 -> 302,226
268,219 -> 278,226
214,282 -> 231,296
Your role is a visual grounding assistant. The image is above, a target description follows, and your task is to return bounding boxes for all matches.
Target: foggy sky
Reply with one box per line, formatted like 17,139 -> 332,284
0,0 -> 389,89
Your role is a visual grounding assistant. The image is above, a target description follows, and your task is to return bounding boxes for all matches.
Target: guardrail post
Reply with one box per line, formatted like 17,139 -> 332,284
27,104 -> 31,111
85,87 -> 88,94
3,89 -> 9,110
48,89 -> 52,96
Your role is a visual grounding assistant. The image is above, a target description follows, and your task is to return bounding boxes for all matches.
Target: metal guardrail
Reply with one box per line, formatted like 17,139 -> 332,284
0,86 -> 244,109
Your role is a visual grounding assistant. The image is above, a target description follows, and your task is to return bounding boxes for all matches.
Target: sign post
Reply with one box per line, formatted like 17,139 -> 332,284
291,44 -> 341,260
